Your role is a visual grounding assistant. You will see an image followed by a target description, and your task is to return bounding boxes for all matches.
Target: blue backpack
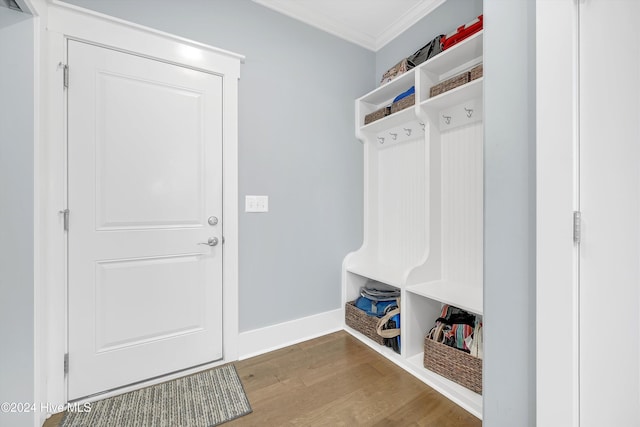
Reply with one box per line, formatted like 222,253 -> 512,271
354,295 -> 397,317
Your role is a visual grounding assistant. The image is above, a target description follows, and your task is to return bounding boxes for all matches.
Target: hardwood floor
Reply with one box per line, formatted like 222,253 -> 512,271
43,331 -> 480,426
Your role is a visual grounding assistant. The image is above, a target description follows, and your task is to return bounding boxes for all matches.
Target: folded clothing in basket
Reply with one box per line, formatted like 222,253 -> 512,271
427,304 -> 479,353
354,280 -> 400,317
361,280 -> 400,301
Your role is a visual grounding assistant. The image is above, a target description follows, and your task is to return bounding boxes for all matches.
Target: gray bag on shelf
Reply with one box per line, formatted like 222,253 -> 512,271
408,35 -> 445,67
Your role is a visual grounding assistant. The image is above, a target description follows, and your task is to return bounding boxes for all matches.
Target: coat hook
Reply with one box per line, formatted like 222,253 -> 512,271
403,128 -> 412,136
378,137 -> 385,145
419,122 -> 425,131
465,107 -> 474,118
443,115 -> 452,125
389,132 -> 398,140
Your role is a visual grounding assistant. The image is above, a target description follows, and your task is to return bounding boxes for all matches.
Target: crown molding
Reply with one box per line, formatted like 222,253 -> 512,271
375,0 -> 445,50
253,0 -> 445,52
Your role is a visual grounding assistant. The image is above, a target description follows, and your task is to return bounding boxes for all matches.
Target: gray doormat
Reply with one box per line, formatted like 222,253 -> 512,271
61,364 -> 252,427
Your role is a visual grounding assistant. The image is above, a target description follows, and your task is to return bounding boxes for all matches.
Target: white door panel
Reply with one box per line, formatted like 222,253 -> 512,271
95,72 -> 205,229
579,1 -> 640,425
94,255 -> 207,352
68,40 -> 223,399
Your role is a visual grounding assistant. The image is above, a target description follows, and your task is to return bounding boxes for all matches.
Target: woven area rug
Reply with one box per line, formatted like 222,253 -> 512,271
60,364 -> 252,427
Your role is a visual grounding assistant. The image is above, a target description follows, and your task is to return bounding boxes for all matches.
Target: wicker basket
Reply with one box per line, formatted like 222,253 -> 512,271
380,58 -> 413,85
423,336 -> 482,394
390,93 -> 415,114
429,71 -> 471,98
364,106 -> 391,125
470,63 -> 483,81
345,301 -> 384,345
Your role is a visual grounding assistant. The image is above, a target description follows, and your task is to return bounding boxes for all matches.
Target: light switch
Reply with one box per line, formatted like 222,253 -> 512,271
255,196 -> 268,212
245,195 -> 269,213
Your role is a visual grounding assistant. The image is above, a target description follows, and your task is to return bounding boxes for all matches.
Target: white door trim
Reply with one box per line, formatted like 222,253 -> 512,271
35,0 -> 243,414
536,1 -> 580,426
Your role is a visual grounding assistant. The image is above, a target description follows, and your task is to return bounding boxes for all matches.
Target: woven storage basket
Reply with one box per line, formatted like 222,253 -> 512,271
364,106 -> 390,125
429,72 -> 471,98
470,63 -> 483,81
380,58 -> 413,85
345,301 -> 385,345
423,336 -> 482,394
390,93 -> 415,114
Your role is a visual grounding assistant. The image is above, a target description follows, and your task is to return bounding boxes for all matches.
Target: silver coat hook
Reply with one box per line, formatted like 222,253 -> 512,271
465,107 -> 474,118
403,128 -> 412,136
420,122 -> 425,131
443,115 -> 452,125
390,132 -> 397,140
378,137 -> 385,145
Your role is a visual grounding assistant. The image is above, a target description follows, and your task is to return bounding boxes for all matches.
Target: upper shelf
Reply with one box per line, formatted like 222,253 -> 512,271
360,106 -> 416,134
420,77 -> 483,114
358,66 -> 416,107
419,31 -> 483,78
358,30 -> 484,108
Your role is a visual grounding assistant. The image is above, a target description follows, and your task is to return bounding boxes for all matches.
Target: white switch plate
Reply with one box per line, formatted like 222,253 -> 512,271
245,195 -> 269,212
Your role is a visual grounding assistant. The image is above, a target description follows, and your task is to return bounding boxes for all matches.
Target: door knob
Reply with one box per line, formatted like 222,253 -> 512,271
198,237 -> 219,247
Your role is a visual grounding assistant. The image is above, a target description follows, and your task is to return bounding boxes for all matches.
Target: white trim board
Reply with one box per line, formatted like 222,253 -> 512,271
238,309 -> 343,360
536,1 -> 579,426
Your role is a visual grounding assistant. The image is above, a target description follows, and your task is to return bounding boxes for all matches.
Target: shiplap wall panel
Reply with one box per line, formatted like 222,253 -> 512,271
440,122 -> 483,288
376,137 -> 427,269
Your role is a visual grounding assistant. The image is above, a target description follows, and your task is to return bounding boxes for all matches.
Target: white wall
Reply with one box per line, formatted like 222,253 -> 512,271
62,0 -> 374,332
0,6 -> 35,427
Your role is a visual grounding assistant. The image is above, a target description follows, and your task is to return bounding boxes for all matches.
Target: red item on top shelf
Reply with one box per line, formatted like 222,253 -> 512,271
442,15 -> 483,50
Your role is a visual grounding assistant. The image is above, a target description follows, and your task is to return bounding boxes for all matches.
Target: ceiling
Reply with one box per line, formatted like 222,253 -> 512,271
252,0 -> 446,52
0,0 -> 21,12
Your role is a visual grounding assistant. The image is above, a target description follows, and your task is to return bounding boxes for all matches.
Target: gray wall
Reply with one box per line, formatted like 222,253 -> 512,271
376,0 -> 483,83
0,7 -> 35,427
483,0 -> 536,426
62,0 -> 373,332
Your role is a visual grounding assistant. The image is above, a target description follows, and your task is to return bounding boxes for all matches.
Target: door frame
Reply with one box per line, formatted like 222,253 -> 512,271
34,0 -> 244,412
536,1 -> 580,426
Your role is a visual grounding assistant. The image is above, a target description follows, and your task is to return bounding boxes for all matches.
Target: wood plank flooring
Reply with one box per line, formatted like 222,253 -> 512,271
43,331 -> 480,426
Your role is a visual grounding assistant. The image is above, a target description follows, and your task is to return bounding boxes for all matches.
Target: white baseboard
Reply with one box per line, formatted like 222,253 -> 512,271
238,308 -> 344,360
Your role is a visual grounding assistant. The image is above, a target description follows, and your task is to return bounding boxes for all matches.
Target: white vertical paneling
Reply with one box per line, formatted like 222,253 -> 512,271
377,137 -> 427,271
440,122 -> 483,287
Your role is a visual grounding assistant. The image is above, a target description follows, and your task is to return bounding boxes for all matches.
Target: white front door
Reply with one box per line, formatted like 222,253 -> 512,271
67,40 -> 224,399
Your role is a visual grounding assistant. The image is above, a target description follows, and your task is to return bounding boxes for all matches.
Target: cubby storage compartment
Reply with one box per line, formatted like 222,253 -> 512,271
344,30 -> 484,419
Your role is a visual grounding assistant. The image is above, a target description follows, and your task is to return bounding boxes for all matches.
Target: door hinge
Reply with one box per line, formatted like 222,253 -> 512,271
60,209 -> 69,231
63,64 -> 69,89
64,353 -> 69,375
573,211 -> 581,244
